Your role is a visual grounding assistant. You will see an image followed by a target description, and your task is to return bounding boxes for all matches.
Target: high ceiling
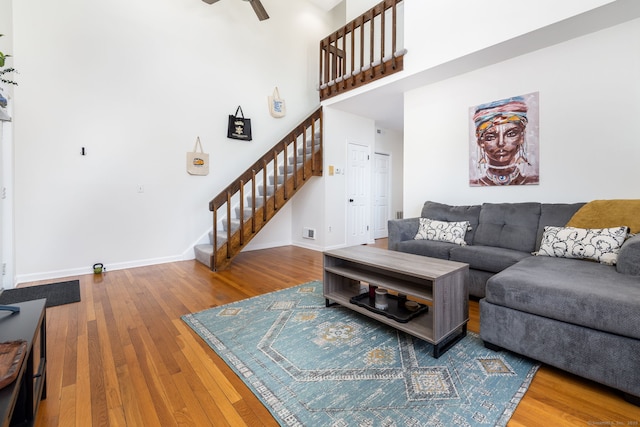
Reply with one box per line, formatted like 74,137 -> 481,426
307,0 -> 343,11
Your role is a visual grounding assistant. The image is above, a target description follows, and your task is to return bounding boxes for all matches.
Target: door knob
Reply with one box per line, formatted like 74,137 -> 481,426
349,199 -> 354,202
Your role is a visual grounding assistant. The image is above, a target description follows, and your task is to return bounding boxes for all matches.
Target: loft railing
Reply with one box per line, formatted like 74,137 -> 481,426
318,0 -> 406,101
207,107 -> 323,271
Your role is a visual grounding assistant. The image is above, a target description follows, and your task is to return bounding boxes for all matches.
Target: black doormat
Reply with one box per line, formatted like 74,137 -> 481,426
0,280 -> 81,308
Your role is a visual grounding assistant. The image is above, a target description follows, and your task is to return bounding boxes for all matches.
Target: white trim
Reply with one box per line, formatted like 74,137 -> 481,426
244,240 -> 292,252
319,243 -> 348,251
373,151 -> 392,239
292,241 -> 323,251
15,254 -> 184,285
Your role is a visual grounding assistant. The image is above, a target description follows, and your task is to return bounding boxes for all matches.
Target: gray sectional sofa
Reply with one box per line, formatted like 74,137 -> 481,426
387,201 -> 640,403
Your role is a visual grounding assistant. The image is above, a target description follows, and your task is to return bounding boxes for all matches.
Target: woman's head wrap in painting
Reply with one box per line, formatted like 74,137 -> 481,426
473,96 -> 528,139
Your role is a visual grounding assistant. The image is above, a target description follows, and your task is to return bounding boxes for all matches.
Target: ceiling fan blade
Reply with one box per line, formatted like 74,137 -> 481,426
248,0 -> 269,21
201,0 -> 220,4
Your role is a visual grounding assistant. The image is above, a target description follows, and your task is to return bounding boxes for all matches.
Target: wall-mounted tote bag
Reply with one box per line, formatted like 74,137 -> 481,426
186,137 -> 209,176
268,87 -> 286,118
227,106 -> 252,141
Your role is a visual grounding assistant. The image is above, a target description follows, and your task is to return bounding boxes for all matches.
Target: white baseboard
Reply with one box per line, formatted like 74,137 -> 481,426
15,254 -> 184,286
14,240 -> 346,286
292,240 -> 324,251
243,240 -> 292,251
321,243 -> 349,251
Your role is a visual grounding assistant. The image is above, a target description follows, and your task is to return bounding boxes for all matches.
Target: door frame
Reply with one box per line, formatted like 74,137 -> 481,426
346,141 -> 372,246
373,151 -> 392,239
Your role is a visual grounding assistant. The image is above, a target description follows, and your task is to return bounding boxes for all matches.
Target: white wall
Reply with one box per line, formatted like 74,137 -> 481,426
345,0 -> 378,22
9,0 -> 336,283
7,0 -> 638,283
0,0 -> 13,287
403,17 -> 640,217
291,177 -> 325,250
0,121 -> 9,288
403,0 -> 616,76
243,205 -> 293,251
293,107 -> 375,251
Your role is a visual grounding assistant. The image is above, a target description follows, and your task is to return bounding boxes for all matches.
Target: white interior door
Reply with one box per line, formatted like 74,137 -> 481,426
1,118 -> 14,288
0,121 -> 8,288
347,142 -> 371,246
373,152 -> 391,239
0,124 -> 4,288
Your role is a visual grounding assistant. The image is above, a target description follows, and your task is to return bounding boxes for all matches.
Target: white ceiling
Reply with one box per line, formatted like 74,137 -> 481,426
307,0 -> 343,12
329,85 -> 405,132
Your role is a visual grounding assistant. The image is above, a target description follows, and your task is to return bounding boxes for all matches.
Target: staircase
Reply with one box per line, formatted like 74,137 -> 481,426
194,107 -> 323,271
193,1 -> 405,271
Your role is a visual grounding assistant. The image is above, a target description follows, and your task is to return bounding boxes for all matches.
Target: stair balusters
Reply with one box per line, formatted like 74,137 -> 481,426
318,0 -> 406,101
202,107 -> 323,271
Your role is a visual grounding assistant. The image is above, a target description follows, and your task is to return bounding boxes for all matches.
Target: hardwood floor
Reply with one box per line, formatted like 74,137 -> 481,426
22,240 -> 639,426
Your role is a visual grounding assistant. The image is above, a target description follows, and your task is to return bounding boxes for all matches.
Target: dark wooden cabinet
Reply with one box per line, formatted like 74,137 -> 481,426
0,299 -> 47,427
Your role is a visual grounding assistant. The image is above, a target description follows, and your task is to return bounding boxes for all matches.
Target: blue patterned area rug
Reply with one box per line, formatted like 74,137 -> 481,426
182,281 -> 539,426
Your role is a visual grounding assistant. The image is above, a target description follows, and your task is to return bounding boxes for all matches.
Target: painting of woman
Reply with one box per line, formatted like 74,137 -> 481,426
469,93 -> 539,186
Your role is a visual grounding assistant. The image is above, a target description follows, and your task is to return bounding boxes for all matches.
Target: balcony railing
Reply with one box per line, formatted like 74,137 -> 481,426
318,0 -> 406,101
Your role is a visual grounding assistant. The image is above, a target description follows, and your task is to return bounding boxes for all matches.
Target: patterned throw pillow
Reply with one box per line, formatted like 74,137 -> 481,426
535,225 -> 628,265
414,218 -> 470,246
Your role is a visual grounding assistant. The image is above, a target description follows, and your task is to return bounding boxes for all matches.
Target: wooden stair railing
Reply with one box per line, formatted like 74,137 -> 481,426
206,107 -> 323,271
319,0 -> 406,101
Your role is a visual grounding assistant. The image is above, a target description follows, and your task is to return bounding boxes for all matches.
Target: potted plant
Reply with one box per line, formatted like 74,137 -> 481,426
0,33 -> 17,110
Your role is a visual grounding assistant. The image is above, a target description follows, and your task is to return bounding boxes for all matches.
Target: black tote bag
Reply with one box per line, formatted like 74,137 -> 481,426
227,106 -> 252,141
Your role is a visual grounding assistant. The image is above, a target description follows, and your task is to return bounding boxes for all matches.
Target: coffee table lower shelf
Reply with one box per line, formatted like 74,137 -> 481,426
324,291 -> 466,358
349,292 -> 429,323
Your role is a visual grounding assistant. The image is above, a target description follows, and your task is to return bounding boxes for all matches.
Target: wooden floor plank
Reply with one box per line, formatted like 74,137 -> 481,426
172,320 -> 243,404
74,317 -> 92,427
127,326 -> 178,427
115,362 -> 146,426
37,305 -> 63,424
23,241 -> 639,426
121,341 -> 164,427
61,304 -> 79,389
170,370 -> 215,427
88,319 -> 110,426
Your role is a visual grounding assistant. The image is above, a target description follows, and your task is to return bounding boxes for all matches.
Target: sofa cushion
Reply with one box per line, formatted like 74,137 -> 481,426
485,256 -> 640,340
474,203 -> 541,252
395,240 -> 453,259
535,203 -> 585,251
420,201 -> 481,245
414,218 -> 469,246
387,217 -> 420,248
617,234 -> 640,275
449,245 -> 531,273
535,225 -> 628,265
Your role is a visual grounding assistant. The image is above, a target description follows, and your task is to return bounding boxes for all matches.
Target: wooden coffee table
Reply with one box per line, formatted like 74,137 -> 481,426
323,245 -> 469,358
